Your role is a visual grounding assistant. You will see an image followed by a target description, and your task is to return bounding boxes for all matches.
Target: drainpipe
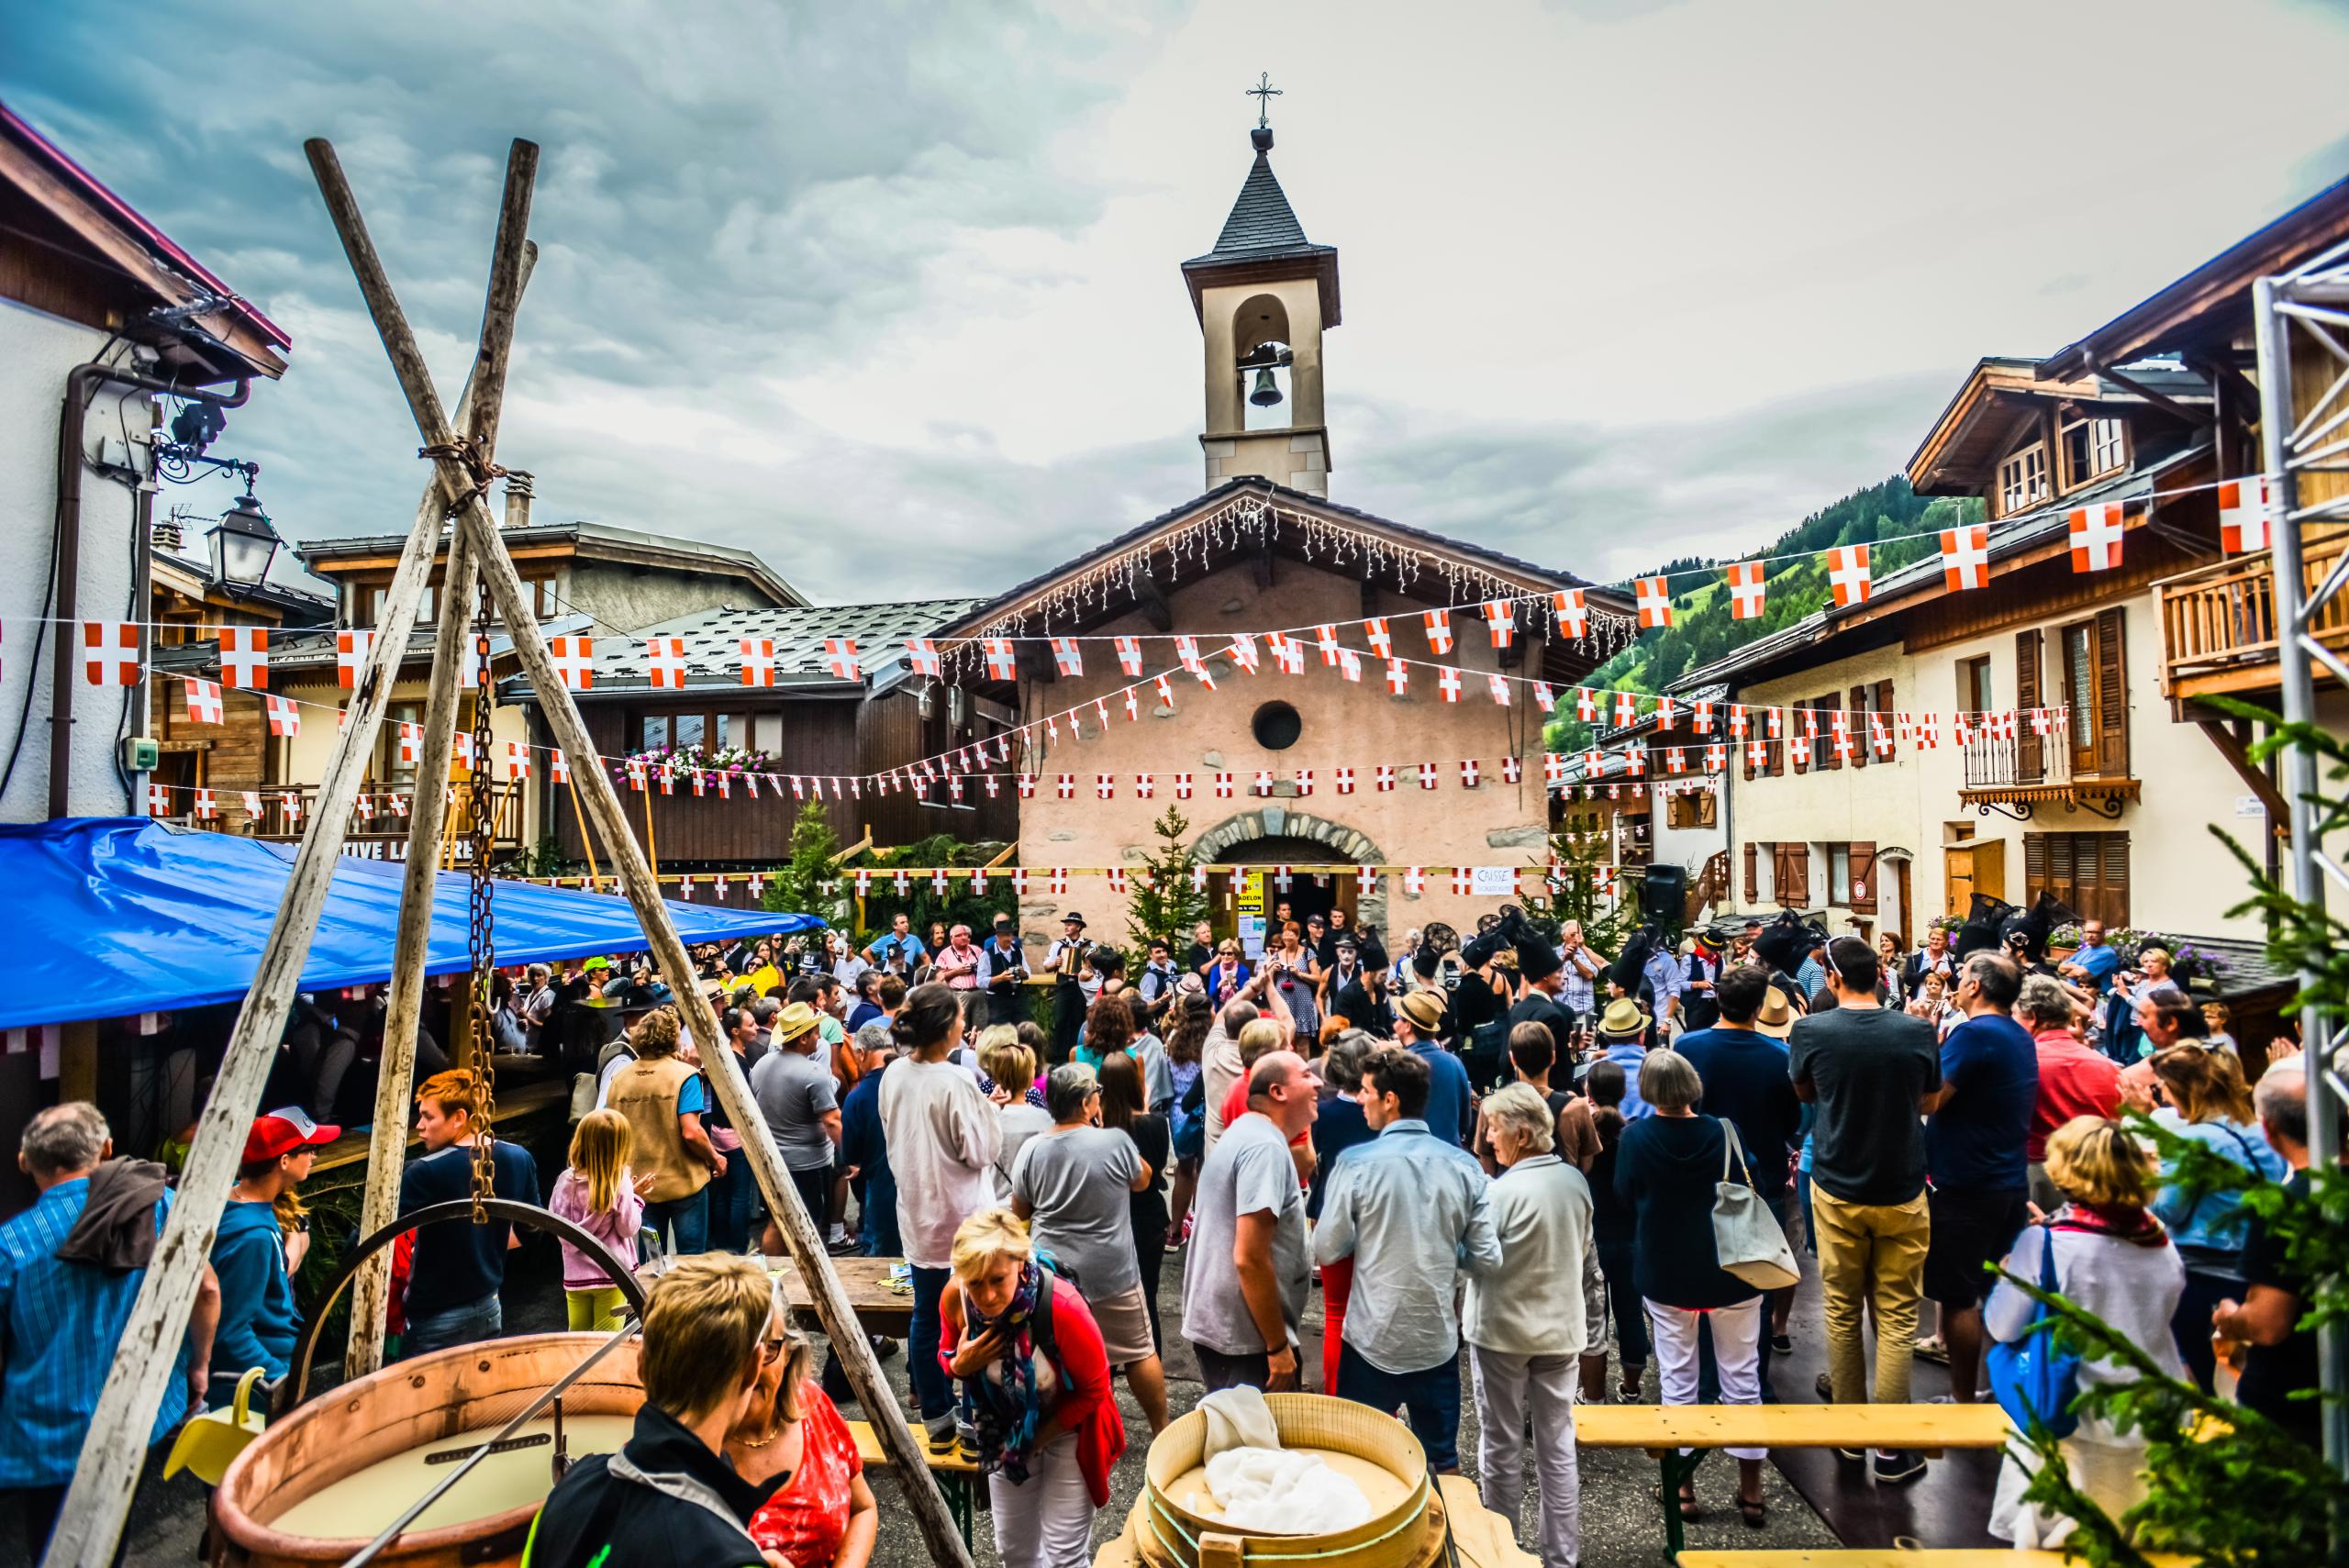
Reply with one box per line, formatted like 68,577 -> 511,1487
50,365 -> 250,818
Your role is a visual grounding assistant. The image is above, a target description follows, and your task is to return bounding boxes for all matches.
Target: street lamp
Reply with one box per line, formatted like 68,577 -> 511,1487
206,489 -> 282,591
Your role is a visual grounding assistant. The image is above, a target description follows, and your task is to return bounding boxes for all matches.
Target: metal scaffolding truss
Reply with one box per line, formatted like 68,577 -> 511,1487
2252,249 -> 2349,1475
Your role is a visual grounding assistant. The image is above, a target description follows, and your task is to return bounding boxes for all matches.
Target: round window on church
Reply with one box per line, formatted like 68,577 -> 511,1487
1252,700 -> 1302,751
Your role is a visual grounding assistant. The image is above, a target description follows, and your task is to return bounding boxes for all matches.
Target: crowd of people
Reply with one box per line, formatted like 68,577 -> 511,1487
0,903 -> 2330,1568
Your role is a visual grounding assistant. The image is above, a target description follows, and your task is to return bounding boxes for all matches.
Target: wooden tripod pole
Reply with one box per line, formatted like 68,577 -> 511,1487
43,141 -> 537,1568
642,781 -> 659,881
570,777 -> 599,886
308,138 -> 977,1568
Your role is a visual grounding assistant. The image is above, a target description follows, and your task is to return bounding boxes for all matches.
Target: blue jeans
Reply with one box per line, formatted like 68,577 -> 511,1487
909,1263 -> 954,1426
707,1155 -> 752,1253
404,1293 -> 501,1359
644,1189 -> 710,1257
1336,1341 -> 1463,1472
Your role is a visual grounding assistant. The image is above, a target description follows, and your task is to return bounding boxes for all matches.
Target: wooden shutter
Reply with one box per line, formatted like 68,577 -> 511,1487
2100,832 -> 2131,927
1849,841 -> 1877,913
2016,628 -> 2044,783
1821,695 -> 1842,770
1875,680 -> 1895,758
1744,841 -> 1759,904
1848,684 -> 1869,769
2024,832 -> 2049,904
2094,607 -> 2129,778
1742,736 -> 1756,782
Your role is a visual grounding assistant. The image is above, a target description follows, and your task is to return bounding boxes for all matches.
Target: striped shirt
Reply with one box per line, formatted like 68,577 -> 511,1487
0,1177 -> 194,1485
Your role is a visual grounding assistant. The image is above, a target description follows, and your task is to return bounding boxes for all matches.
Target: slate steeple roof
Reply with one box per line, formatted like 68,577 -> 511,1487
1195,129 -> 1319,263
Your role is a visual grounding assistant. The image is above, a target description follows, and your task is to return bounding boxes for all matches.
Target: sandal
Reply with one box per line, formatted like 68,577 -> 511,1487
1651,1484 -> 1701,1522
1913,1335 -> 1950,1365
1738,1496 -> 1767,1528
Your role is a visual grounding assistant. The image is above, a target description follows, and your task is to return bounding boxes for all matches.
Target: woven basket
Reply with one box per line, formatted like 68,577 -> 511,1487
1138,1394 -> 1433,1568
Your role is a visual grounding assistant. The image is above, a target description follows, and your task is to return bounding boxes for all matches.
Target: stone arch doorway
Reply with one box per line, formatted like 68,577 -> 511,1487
1193,806 -> 1388,948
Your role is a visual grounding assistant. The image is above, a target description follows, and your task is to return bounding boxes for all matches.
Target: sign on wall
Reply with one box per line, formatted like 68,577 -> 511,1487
1237,869 -> 1266,959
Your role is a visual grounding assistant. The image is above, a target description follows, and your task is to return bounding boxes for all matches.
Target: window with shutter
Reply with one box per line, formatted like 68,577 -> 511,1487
2025,830 -> 2130,927
1815,695 -> 1842,771
1850,841 -> 1877,913
1848,684 -> 1869,770
1744,841 -> 1758,904
2094,606 -> 2129,778
2016,628 -> 2044,783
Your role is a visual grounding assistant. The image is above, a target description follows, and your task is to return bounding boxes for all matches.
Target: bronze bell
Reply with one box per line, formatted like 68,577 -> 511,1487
1248,366 -> 1283,408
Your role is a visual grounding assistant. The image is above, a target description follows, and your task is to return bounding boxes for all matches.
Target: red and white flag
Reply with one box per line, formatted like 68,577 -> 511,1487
147,782 -> 169,815
265,693 -> 299,738
1727,562 -> 1767,621
1532,682 -> 1554,713
218,627 -> 269,689
1483,600 -> 1516,648
1707,742 -> 1726,772
1123,687 -> 1140,722
1174,773 -> 1194,799
1056,773 -> 1076,800
1746,738 -> 1768,770
239,789 -> 262,818
1460,758 -> 1481,787
1095,773 -> 1114,799
1154,673 -> 1176,707
452,731 -> 475,770
1729,704 -> 1748,738
1018,773 -> 1037,798
740,637 -> 776,686
1174,636 -> 1204,675
1386,659 -> 1408,695
183,677 -> 222,724
83,621 -> 139,685
1316,625 -> 1340,665
2219,477 -> 2270,554
281,791 -> 302,823
2068,502 -> 2125,572
1364,617 -> 1392,657
1295,769 -> 1313,795
1502,755 -> 1522,784
1136,773 -> 1155,798
1665,747 -> 1686,774
507,740 -> 531,779
1215,772 -> 1235,798
1439,666 -> 1462,704
1552,588 -> 1588,639
1621,746 -> 1646,777
1613,690 -> 1638,727
397,722 -> 421,764
1107,867 -> 1127,895
336,629 -> 373,689
1422,608 -> 1453,654
1941,524 -> 1991,591
1828,544 -> 1872,606
1655,694 -> 1677,727
551,635 -> 595,690
1633,576 -> 1672,628
1253,769 -> 1275,795
1336,648 -> 1363,684
1357,865 -> 1378,897
1691,699 -> 1714,734
1451,866 -> 1473,896
984,639 -> 1016,680
1114,635 -> 1142,675
1404,866 -> 1425,895
1575,687 -> 1598,723
1335,766 -> 1356,795
905,637 -> 941,677
1226,634 -> 1259,674
1870,713 -> 1893,759
824,637 -> 861,679
1049,869 -> 1069,896
646,636 -> 687,687
1487,673 -> 1511,706
551,750 -> 570,784
1051,637 -> 1082,676
1009,869 -> 1028,896
1375,764 -> 1397,793
193,787 -> 217,820
1418,762 -> 1439,791
1544,752 -> 1567,786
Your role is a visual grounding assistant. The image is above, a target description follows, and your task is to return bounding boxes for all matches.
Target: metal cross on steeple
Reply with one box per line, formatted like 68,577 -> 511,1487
1246,72 -> 1281,130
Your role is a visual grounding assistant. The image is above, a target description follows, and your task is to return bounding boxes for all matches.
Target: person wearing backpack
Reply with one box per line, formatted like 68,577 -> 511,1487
1985,1116 -> 2184,1548
940,1207 -> 1124,1568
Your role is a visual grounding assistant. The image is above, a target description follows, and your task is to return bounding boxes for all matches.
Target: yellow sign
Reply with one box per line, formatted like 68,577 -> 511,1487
1236,869 -> 1266,959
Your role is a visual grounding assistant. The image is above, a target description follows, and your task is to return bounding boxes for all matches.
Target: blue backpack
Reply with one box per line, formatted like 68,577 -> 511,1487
1987,1223 -> 2083,1439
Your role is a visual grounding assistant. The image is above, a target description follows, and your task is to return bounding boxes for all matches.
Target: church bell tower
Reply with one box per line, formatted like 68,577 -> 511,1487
1181,77 -> 1341,495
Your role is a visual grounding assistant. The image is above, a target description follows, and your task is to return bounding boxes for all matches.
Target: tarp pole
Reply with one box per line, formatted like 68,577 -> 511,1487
40,140 -> 537,1568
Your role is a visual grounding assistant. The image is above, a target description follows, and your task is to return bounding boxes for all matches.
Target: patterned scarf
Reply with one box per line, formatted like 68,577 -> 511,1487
2057,1201 -> 2170,1247
963,1262 -> 1047,1482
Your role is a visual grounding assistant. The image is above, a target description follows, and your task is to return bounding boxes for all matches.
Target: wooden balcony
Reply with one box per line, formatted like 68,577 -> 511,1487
1959,732 -> 2138,821
2156,531 -> 2349,707
188,780 -> 525,863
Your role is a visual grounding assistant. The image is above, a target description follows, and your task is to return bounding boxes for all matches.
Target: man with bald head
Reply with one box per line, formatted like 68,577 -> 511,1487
1182,1050 -> 1321,1393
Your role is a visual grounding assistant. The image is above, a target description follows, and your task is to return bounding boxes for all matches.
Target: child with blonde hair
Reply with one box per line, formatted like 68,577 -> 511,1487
548,1108 -> 650,1329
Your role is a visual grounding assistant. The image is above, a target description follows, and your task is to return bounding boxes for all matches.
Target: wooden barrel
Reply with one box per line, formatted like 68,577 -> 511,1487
211,1334 -> 644,1568
1137,1394 -> 1434,1568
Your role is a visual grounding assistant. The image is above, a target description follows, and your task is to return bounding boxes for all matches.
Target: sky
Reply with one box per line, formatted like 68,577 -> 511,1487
10,0 -> 2349,604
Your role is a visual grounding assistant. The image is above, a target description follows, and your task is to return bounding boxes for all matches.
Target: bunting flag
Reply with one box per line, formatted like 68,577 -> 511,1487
970,869 -> 987,895
1123,688 -> 1140,721
1174,636 -> 1205,676
1633,576 -> 1672,628
1364,617 -> 1392,657
1295,769 -> 1313,796
905,637 -> 941,677
646,636 -> 687,687
551,750 -> 570,784
1450,867 -> 1473,896
1575,687 -> 1598,722
281,791 -> 302,824
1483,600 -> 1515,648
551,635 -> 596,690
1486,673 -> 1511,706
1094,696 -> 1111,729
1135,773 -> 1154,798
192,787 -> 217,820
1174,773 -> 1194,799
984,638 -> 1017,679
1707,742 -> 1727,771
931,869 -> 951,896
507,740 -> 531,779
824,637 -> 861,679
660,767 -> 678,796
1273,633 -> 1305,675
1422,609 -> 1453,654
241,790 -> 262,817
1691,699 -> 1714,734
1418,762 -> 1439,790
1316,625 -> 1340,665
1095,773 -> 1114,800
1335,766 -> 1356,795
83,621 -> 139,685
1746,737 -> 1769,770
1336,648 -> 1362,683
183,677 -> 223,725
1766,706 -> 1784,739
264,693 -> 300,738
690,770 -> 707,797
1386,659 -> 1408,695
336,629 -> 373,689
1621,746 -> 1646,777
1404,866 -> 1425,895
399,722 -> 421,764
2219,477 -> 2270,554
1655,694 -> 1677,727
1870,713 -> 1893,759
1544,752 -> 1568,786
1827,544 -> 1872,606
1056,773 -> 1075,799
982,774 -> 998,798
217,626 -> 269,689
1664,747 -> 1685,774
1107,868 -> 1127,895
1049,869 -> 1069,896
1501,755 -> 1522,784
1460,758 -> 1481,788
1532,682 -> 1554,713
1215,772 -> 1235,798
1941,523 -> 1991,591
2068,501 -> 2125,572
1613,690 -> 1638,727
1153,673 -> 1175,707
1553,588 -> 1588,639
629,761 -> 648,792
1229,633 -> 1260,673
147,782 -> 168,815
1726,561 -> 1767,621
1253,769 -> 1275,795
740,637 -> 776,687
1439,667 -> 1462,703
1114,635 -> 1142,675
1729,704 -> 1748,738
1376,764 -> 1397,793
1050,637 -> 1082,676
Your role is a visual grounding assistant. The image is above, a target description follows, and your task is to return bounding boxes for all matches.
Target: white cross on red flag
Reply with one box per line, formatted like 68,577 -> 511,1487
1633,576 -> 1672,628
184,677 -> 222,724
1707,742 -> 1727,771
1502,755 -> 1522,784
281,790 -> 302,823
1552,588 -> 1588,639
905,638 -> 941,677
1726,562 -> 1766,621
1019,773 -> 1037,797
1483,600 -> 1515,648
1439,667 -> 1462,703
1422,609 -> 1453,654
1253,769 -> 1274,795
83,621 -> 139,685
1364,617 -> 1391,657
1114,635 -> 1142,675
1335,767 -> 1355,795
1049,869 -> 1069,896
1215,772 -> 1234,798
1229,634 -> 1260,674
1096,773 -> 1114,799
2068,502 -> 2125,572
337,629 -> 373,689
193,787 -> 216,820
549,635 -> 594,690
264,694 -> 299,738
1051,638 -> 1082,676
1404,866 -> 1425,895
1386,659 -> 1408,695
1622,746 -> 1646,776
1828,544 -> 1872,606
1460,758 -> 1480,787
1376,765 -> 1397,793
1337,648 -> 1362,684
1531,683 -> 1554,713
1613,690 -> 1638,726
1486,673 -> 1511,706
984,639 -> 1016,680
646,636 -> 687,687
1295,769 -> 1313,795
1419,762 -> 1439,790
1544,752 -> 1567,786
1576,687 -> 1598,722
507,741 -> 531,779
1174,773 -> 1193,799
1941,524 -> 1990,591
1136,773 -> 1154,798
2219,477 -> 2270,553
1316,625 -> 1340,665
551,750 -> 570,784
1056,773 -> 1075,799
824,637 -> 861,679
218,626 -> 269,689
147,782 -> 168,815
1451,867 -> 1473,896
740,637 -> 776,686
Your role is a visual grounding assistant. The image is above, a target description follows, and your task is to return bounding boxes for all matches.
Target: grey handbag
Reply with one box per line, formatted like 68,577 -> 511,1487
1712,1120 -> 1800,1290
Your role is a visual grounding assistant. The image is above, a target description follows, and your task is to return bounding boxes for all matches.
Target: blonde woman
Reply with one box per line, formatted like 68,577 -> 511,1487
1986,1117 -> 2184,1547
940,1208 -> 1125,1568
978,1026 -> 1052,1201
731,1323 -> 881,1568
548,1109 -> 649,1330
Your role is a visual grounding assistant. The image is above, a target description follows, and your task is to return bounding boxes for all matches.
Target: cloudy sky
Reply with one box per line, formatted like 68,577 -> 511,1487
11,0 -> 2349,603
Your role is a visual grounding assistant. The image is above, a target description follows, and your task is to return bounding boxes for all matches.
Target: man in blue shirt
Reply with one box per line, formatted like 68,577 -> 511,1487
1393,989 -> 1474,1147
2058,918 -> 2121,995
213,1108 -> 339,1410
399,1068 -> 541,1357
1920,952 -> 2037,1408
2,1104 -> 217,1560
1590,998 -> 1654,1119
861,912 -> 929,977
1313,1047 -> 1498,1472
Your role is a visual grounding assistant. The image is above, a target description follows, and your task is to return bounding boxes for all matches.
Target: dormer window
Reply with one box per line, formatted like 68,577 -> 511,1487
1998,441 -> 2049,517
2058,413 -> 2128,490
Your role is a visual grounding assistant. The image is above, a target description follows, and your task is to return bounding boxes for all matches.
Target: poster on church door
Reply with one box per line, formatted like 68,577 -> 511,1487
1237,870 -> 1267,961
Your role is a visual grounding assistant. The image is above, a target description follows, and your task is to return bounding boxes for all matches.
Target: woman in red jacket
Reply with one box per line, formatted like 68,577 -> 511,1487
941,1207 -> 1125,1568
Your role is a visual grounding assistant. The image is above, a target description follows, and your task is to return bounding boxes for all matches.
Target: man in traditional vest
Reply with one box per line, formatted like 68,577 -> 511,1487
605,1007 -> 723,1256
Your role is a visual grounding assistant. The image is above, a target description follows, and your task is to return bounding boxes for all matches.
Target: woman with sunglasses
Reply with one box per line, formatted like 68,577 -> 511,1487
1204,940 -> 1252,1007
729,1322 -> 880,1568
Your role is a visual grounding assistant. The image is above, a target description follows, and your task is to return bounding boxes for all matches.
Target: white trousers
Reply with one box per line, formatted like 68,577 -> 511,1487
1469,1345 -> 1582,1568
1646,1296 -> 1765,1461
988,1434 -> 1095,1568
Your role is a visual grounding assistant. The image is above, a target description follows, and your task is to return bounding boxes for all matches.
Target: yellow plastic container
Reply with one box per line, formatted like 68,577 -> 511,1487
164,1366 -> 269,1485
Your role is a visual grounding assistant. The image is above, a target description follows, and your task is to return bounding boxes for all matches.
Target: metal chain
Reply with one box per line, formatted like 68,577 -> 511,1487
468,583 -> 499,1225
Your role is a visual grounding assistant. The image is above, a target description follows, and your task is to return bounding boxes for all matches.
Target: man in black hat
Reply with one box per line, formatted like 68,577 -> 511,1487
1506,936 -> 1577,1060
1041,912 -> 1088,1063
977,915 -> 1030,1029
1320,934 -> 1377,1033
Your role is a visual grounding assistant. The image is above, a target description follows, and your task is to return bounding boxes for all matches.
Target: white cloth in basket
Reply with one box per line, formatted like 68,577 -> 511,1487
1204,1447 -> 1373,1536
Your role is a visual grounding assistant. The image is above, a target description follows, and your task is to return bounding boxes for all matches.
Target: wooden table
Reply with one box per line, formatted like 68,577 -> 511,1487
766,1253 -> 914,1337
1575,1404 -> 2013,1556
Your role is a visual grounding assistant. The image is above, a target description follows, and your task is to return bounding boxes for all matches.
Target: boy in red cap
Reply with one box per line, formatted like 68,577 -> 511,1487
210,1108 -> 337,1407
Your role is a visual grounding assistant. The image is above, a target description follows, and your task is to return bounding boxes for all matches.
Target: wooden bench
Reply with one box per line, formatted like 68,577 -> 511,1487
1679,1553 -> 2194,1568
1575,1404 -> 2013,1555
845,1418 -> 980,1545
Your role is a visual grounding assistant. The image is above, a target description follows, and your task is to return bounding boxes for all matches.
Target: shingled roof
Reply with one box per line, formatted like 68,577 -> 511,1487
1180,129 -> 1341,326
502,598 -> 977,697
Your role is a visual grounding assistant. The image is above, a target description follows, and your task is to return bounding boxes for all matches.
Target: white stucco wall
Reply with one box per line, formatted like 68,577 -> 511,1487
0,302 -> 150,821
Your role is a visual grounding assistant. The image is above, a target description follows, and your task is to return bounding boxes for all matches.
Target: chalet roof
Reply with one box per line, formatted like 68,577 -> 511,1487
1907,355 -> 2210,495
1672,444 -> 2209,695
150,549 -> 335,624
2043,169 -> 2349,378
150,613 -> 594,680
294,520 -> 807,609
503,598 -> 978,698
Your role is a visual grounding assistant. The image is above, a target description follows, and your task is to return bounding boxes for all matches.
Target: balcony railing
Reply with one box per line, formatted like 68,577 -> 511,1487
1959,730 -> 2136,820
2156,530 -> 2349,702
186,780 -> 524,860
1962,731 -> 2074,791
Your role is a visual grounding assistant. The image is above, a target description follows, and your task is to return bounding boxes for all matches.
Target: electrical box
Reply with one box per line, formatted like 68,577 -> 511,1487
120,736 -> 161,772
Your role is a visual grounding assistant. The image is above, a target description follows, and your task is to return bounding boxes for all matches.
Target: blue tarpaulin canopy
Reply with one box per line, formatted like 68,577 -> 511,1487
0,818 -> 817,1031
